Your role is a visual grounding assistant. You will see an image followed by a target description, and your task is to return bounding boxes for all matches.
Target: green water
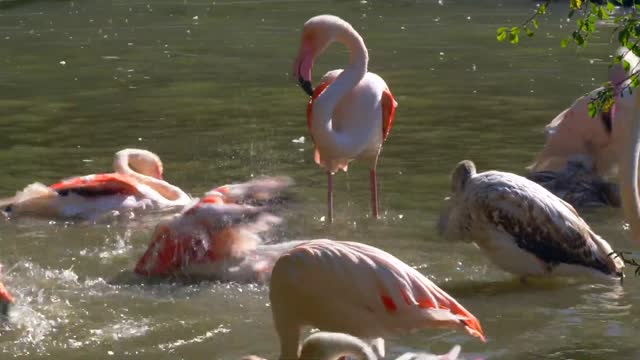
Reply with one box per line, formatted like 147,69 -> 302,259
1,0 -> 639,358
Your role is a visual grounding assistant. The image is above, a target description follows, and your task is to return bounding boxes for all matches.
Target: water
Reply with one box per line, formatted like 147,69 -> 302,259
1,0 -> 639,358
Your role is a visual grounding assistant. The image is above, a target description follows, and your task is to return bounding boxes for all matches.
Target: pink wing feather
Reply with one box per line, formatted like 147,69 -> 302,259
270,239 -> 485,342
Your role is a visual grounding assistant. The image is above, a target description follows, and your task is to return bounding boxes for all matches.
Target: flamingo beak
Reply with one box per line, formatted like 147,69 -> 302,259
293,43 -> 314,96
0,282 -> 14,317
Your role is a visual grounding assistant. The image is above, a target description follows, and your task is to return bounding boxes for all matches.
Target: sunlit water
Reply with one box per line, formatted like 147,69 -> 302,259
1,0 -> 640,358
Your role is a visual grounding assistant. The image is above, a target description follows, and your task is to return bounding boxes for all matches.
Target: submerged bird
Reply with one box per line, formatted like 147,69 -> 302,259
268,239 -> 484,360
439,160 -> 624,282
242,331 -> 462,360
293,14 -> 397,223
0,149 -> 191,222
526,155 -> 620,208
134,176 -> 299,282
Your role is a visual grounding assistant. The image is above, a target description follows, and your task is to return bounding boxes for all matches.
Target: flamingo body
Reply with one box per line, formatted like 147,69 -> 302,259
134,176 -> 297,282
307,71 -> 397,174
440,160 -> 624,281
269,239 -> 484,359
0,149 -> 191,221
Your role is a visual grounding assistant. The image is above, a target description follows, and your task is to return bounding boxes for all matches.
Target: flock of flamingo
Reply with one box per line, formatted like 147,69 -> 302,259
1,14 -> 640,359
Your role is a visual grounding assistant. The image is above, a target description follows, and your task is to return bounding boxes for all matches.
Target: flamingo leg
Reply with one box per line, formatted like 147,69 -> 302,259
327,171 -> 334,224
370,168 -> 379,219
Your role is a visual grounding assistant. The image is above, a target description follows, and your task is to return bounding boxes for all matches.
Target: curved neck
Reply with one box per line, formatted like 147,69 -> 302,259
618,91 -> 640,245
297,332 -> 377,360
113,152 -> 189,203
310,26 -> 369,154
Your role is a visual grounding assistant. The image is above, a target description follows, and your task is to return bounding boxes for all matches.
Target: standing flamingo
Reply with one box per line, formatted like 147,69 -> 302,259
0,148 -> 191,221
242,331 -> 462,360
134,176 -> 300,282
439,160 -> 624,282
268,239 -> 484,359
293,15 -> 398,223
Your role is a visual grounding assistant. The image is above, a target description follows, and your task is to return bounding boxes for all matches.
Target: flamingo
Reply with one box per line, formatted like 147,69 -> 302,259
242,331 -> 462,360
611,65 -> 640,246
293,14 -> 398,223
0,280 -> 14,317
529,48 -> 639,176
438,160 -> 624,282
134,176 -> 301,282
268,239 -> 484,360
0,148 -> 191,222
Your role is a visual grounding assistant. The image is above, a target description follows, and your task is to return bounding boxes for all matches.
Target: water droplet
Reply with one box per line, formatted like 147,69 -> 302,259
59,60 -> 66,65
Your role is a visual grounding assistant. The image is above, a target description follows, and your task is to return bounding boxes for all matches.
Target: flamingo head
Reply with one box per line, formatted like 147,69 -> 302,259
125,149 -> 164,180
0,281 -> 14,317
294,15 -> 350,96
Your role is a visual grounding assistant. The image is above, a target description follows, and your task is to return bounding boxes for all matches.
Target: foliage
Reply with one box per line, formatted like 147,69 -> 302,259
497,1 -> 640,117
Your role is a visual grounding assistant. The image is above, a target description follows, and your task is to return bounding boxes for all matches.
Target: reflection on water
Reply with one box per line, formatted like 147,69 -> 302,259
0,0 -> 639,358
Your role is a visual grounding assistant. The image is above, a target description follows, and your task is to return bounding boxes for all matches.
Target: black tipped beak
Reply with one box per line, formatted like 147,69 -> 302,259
298,76 -> 314,96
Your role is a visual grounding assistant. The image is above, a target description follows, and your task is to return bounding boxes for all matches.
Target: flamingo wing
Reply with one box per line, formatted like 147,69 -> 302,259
381,87 -> 397,141
134,200 -> 280,276
49,173 -> 141,197
470,171 -> 623,278
270,239 -> 484,342
208,176 -> 294,206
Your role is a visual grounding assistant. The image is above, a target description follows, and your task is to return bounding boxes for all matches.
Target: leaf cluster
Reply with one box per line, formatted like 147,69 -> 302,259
497,1 -> 640,117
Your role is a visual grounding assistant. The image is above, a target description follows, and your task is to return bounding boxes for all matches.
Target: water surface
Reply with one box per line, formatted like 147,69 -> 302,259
1,0 -> 639,359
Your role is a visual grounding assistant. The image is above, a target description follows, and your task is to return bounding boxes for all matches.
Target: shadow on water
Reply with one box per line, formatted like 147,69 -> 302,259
440,277 -> 581,298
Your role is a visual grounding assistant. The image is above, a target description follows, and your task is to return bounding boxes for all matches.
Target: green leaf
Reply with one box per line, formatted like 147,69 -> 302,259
509,27 -> 520,44
588,101 -> 597,118
573,31 -> 585,46
606,1 -> 614,13
496,27 -> 508,42
570,0 -> 582,10
532,19 -> 539,29
537,3 -> 547,15
624,59 -> 631,72
524,26 -> 534,38
560,37 -> 570,47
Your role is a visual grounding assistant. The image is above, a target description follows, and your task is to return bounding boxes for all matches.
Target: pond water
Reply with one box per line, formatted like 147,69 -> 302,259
1,0 -> 639,358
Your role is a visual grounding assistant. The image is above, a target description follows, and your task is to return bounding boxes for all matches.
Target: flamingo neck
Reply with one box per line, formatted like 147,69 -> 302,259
113,152 -> 189,204
296,332 -> 377,360
310,25 -> 369,157
618,92 -> 640,245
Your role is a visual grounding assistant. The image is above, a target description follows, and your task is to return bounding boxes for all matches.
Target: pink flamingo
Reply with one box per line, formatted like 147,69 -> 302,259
268,239 -> 485,359
529,48 -> 640,179
134,176 -> 299,282
0,148 -> 191,222
293,15 -> 398,223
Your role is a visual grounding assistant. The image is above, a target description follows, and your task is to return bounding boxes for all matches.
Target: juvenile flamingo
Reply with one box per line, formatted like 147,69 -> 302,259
293,15 -> 397,223
0,148 -> 191,222
439,160 -> 624,282
134,176 -> 299,282
268,239 -> 484,359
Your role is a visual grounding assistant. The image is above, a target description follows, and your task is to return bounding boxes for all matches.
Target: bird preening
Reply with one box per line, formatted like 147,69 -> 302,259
293,14 -> 397,224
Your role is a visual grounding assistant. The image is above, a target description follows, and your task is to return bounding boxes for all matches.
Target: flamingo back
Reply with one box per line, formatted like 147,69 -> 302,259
269,239 -> 484,342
